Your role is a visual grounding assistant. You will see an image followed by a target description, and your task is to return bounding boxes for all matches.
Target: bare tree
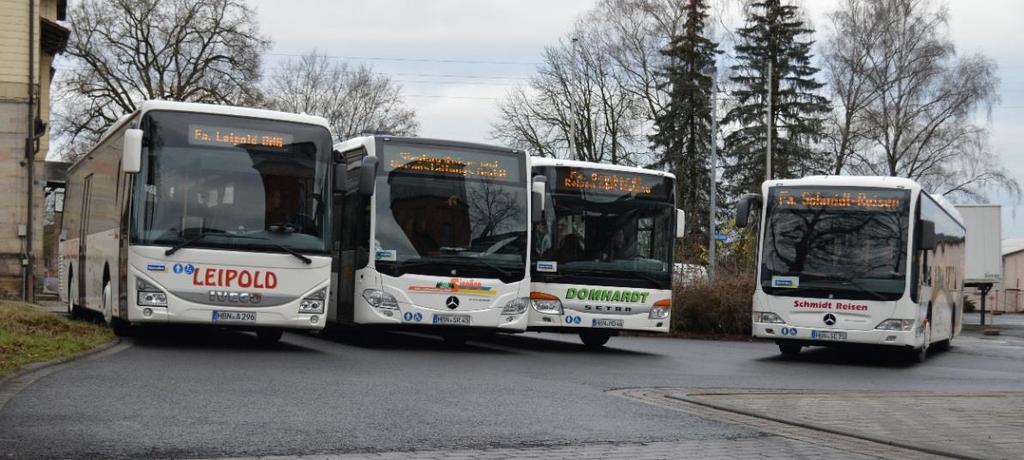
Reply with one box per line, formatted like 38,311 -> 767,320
824,0 -> 1019,200
821,0 -> 882,175
263,52 -> 418,140
54,0 -> 269,159
492,3 -> 681,165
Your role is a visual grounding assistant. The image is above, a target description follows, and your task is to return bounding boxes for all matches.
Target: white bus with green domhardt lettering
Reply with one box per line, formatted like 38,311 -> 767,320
527,158 -> 684,348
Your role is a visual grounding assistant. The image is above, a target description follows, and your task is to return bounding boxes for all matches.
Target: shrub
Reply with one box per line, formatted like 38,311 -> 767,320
673,270 -> 754,336
963,296 -> 976,313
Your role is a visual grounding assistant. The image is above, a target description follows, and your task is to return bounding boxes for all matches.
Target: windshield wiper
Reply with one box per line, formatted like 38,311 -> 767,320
165,232 -> 216,256
165,232 -> 311,264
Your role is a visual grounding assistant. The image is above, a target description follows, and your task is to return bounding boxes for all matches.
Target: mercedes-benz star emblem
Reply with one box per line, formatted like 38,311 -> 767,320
823,313 -> 837,326
446,296 -> 460,310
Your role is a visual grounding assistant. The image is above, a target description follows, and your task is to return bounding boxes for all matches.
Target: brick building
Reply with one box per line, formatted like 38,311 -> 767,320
0,0 -> 68,299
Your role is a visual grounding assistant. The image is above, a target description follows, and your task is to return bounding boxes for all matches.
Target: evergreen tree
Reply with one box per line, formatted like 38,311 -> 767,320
722,0 -> 830,195
650,0 -> 720,261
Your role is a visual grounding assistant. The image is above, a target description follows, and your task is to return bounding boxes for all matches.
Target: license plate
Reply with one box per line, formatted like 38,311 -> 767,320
432,314 -> 471,325
212,311 -> 257,322
592,318 -> 624,328
811,330 -> 847,341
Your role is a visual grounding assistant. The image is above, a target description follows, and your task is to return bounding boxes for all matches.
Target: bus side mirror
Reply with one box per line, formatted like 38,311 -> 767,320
333,151 -> 347,194
736,193 -> 762,228
918,219 -> 936,250
358,156 -> 379,197
676,209 -> 685,238
531,175 -> 547,222
122,128 -> 143,173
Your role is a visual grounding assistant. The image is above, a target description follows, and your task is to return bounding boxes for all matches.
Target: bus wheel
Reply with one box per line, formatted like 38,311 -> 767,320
67,275 -> 81,319
579,331 -> 611,349
778,342 -> 802,357
256,328 -> 284,344
103,282 -> 133,337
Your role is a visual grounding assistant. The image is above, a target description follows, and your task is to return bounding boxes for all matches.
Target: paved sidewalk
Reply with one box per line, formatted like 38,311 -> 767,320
676,389 -> 1024,460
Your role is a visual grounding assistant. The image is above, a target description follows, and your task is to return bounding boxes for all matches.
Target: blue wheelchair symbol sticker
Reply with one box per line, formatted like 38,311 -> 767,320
184,264 -> 195,275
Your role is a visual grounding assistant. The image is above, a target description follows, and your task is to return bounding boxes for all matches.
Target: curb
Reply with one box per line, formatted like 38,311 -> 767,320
665,392 -> 978,460
0,338 -> 122,411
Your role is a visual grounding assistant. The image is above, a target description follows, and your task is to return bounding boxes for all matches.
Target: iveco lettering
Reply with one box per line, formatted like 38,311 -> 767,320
526,158 -> 684,348
58,101 -> 336,342
328,136 -> 534,342
736,176 -> 966,362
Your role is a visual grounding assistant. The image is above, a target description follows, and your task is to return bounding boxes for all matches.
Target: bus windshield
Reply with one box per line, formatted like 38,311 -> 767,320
760,186 -> 911,301
373,142 -> 528,282
131,111 -> 333,254
532,166 -> 675,290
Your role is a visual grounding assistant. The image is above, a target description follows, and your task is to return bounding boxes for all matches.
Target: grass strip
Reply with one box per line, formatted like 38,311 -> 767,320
0,301 -> 114,376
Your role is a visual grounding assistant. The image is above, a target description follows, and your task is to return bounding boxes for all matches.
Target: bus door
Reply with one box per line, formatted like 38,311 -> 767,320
333,148 -> 368,323
78,174 -> 93,307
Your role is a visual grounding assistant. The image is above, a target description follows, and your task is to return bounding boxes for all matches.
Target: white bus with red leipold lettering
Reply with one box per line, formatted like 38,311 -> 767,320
328,136 -> 538,342
59,101 -> 337,342
736,176 -> 966,362
527,158 -> 685,348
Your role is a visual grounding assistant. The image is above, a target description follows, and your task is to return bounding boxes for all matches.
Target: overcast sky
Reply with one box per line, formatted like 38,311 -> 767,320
252,0 -> 1022,237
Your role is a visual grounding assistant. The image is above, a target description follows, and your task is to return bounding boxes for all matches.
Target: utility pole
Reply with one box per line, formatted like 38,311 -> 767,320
765,61 -> 772,182
708,77 -> 718,281
569,36 -> 579,160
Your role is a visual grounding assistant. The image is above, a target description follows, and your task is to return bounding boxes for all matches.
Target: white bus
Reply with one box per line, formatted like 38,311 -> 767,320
527,158 -> 684,348
328,136 -> 539,341
736,176 -> 965,362
59,101 -> 337,342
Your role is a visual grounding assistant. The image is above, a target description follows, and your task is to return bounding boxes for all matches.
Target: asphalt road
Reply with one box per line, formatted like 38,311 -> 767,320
1,321 -> 1023,459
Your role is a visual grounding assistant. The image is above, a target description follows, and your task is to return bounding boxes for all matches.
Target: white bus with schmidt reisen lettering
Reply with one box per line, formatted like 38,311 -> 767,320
328,136 -> 539,342
527,158 -> 684,348
736,176 -> 965,362
59,101 -> 337,342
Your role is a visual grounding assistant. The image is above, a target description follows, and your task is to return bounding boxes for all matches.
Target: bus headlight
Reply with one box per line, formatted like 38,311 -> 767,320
753,311 -> 785,324
501,297 -> 530,315
875,319 -> 914,331
136,278 -> 167,307
649,299 -> 671,319
362,289 -> 399,310
530,292 -> 562,314
299,287 -> 327,314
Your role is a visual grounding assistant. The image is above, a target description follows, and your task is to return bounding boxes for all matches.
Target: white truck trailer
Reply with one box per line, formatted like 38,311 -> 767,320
954,204 -> 1003,325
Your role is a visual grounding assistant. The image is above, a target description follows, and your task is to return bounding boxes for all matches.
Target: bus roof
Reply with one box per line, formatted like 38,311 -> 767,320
93,100 -> 330,147
69,101 -> 332,172
529,156 -> 676,180
334,135 -> 521,155
765,175 -> 962,224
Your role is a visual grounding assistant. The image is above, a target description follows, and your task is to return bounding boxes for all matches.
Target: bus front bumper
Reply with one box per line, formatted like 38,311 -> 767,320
527,311 -> 670,334
127,301 -> 325,330
753,323 -> 923,348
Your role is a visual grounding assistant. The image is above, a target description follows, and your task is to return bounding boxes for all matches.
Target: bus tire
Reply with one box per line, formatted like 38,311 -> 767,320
580,331 -> 611,349
256,328 -> 284,344
778,342 -> 802,357
103,281 -> 134,337
67,273 -> 82,319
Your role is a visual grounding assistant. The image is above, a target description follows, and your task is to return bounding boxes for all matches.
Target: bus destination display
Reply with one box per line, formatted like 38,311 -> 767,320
383,145 -> 520,182
774,188 -> 906,211
559,169 -> 654,195
189,124 -> 294,149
